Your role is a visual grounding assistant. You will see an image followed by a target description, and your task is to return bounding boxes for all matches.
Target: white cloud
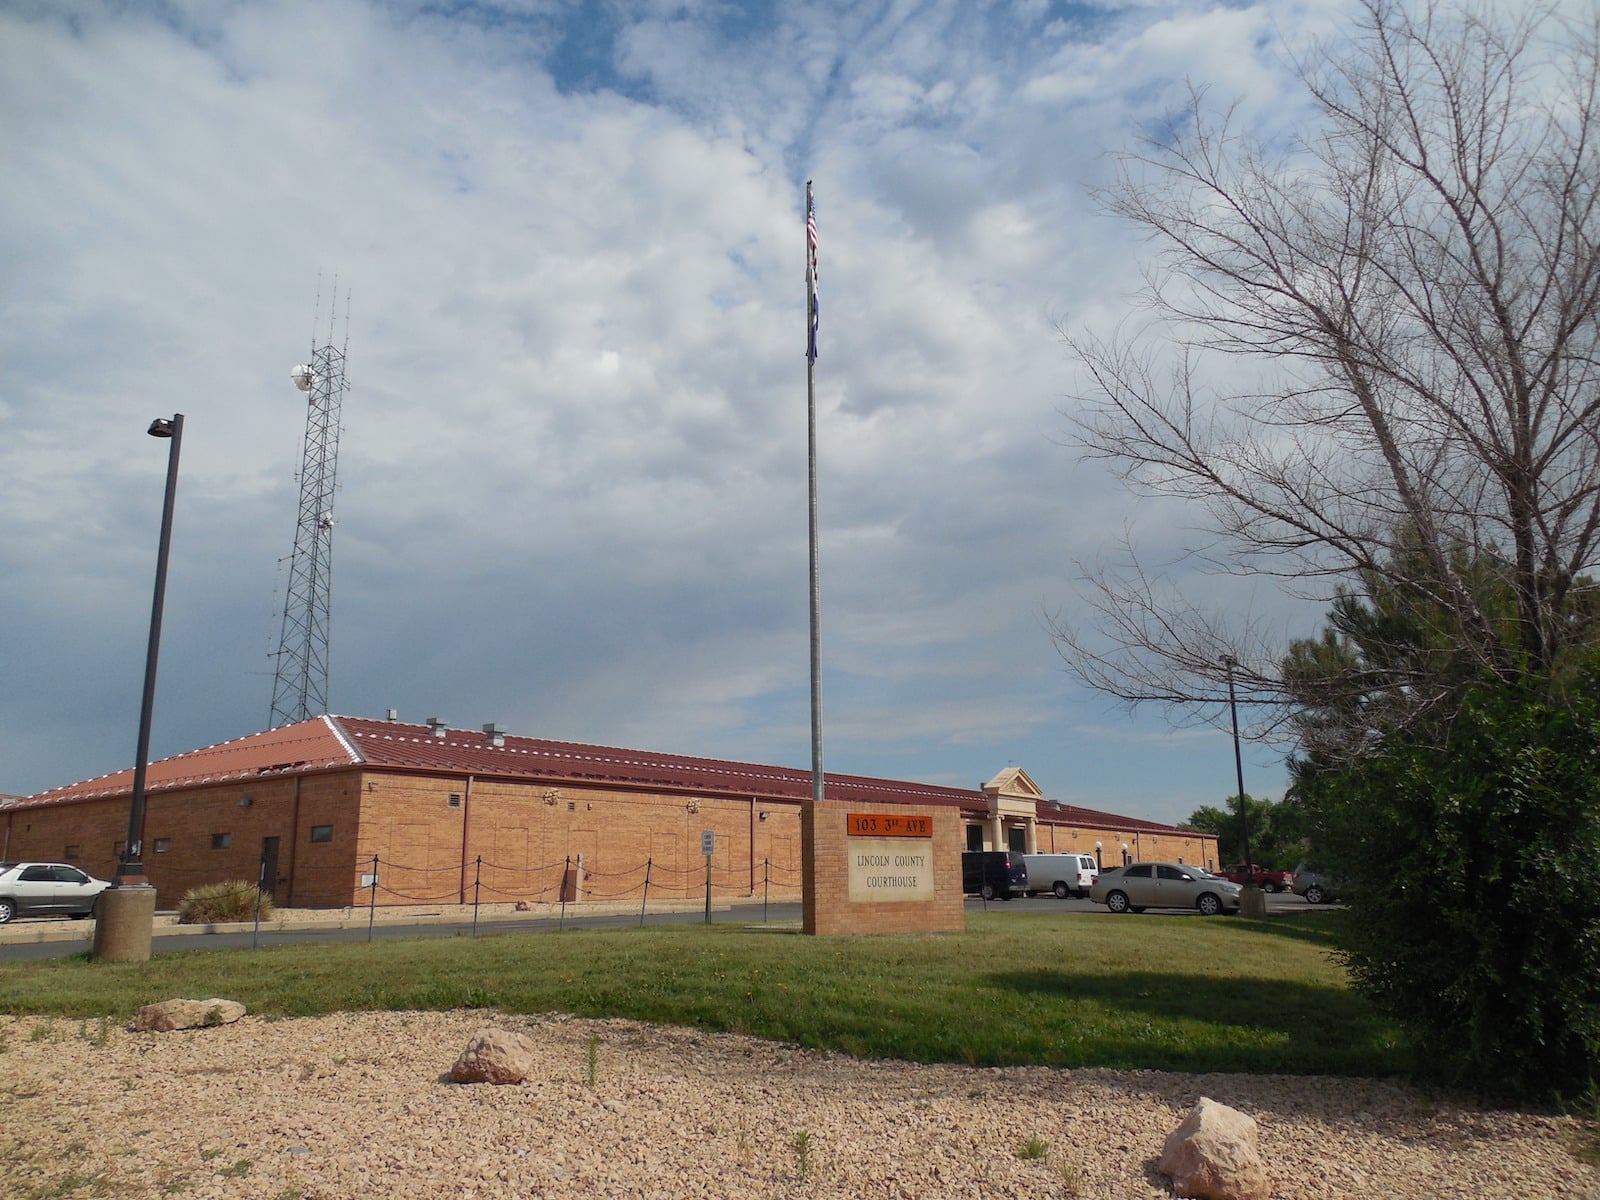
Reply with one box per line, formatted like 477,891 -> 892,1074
0,0 -> 1350,812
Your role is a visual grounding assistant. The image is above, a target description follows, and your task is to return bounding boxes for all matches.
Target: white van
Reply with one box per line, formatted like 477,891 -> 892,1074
1022,853 -> 1099,899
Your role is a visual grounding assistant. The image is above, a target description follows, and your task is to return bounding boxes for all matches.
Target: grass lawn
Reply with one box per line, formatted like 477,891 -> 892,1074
0,908 -> 1407,1078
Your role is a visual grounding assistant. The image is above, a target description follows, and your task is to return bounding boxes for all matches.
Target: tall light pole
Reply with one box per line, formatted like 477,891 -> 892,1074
92,414 -> 183,963
1221,654 -> 1252,868
1221,653 -> 1265,917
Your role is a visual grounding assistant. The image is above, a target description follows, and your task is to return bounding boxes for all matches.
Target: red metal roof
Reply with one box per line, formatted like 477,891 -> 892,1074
335,716 -> 980,809
1032,798 -> 1199,837
14,717 -> 357,807
8,715 -> 1200,838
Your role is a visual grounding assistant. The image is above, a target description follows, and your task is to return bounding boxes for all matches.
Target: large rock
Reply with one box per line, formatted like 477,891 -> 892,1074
129,998 -> 246,1032
1157,1096 -> 1271,1200
450,1025 -> 539,1085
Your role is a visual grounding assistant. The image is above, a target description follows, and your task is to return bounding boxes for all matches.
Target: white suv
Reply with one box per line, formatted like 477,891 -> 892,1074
0,862 -> 112,923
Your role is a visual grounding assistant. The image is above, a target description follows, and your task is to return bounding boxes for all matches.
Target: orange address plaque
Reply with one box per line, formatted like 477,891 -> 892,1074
847,812 -> 933,838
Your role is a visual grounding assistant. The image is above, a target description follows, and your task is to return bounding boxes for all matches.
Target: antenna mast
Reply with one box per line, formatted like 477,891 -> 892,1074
269,288 -> 349,726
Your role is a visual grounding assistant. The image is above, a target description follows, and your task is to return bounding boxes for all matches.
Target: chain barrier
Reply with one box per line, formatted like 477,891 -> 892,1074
137,842 -> 805,917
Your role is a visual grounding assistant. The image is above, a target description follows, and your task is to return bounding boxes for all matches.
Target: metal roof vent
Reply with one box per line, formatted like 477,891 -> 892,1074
426,717 -> 449,739
483,723 -> 505,747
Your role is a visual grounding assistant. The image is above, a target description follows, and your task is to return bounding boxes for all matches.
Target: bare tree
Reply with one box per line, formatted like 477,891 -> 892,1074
1054,0 -> 1600,745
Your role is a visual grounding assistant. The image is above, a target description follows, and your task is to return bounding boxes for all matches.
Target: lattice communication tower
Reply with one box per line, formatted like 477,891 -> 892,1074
269,300 -> 349,727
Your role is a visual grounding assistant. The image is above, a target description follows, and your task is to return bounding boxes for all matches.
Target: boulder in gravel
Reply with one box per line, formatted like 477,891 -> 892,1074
450,1025 -> 538,1085
1157,1096 -> 1270,1200
129,998 -> 246,1033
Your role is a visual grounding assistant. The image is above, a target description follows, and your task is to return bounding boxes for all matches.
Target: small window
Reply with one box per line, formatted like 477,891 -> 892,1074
211,833 -> 232,850
153,838 -> 171,854
309,824 -> 334,844
448,793 -> 462,808
63,845 -> 80,860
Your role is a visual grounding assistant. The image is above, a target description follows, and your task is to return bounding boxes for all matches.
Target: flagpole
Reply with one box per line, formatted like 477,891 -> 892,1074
805,180 -> 824,805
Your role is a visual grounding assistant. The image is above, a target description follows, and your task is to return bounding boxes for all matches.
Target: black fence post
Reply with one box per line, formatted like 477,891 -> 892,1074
560,855 -> 570,931
640,858 -> 652,928
252,847 -> 267,949
472,855 -> 482,939
367,854 -> 379,942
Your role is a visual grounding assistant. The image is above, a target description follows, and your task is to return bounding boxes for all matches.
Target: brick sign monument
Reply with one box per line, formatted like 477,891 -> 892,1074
801,799 -> 964,935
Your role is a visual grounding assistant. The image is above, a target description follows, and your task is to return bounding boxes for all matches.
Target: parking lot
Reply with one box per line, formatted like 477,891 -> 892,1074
966,889 -> 1322,916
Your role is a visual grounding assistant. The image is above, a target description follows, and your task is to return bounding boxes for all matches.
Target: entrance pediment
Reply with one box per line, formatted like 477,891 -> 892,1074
983,767 -> 1042,821
984,767 -> 1041,799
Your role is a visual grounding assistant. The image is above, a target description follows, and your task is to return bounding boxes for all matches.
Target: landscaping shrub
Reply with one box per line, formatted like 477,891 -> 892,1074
176,881 -> 276,924
1301,667 -> 1600,1104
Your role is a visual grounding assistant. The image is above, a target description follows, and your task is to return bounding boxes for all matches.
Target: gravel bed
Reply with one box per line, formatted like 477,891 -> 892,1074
5,1009 -> 1597,1199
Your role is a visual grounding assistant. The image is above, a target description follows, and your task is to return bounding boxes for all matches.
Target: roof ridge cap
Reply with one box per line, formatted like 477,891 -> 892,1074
323,714 -> 364,765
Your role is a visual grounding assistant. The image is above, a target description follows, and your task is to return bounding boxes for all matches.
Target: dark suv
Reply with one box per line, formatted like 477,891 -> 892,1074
1291,864 -> 1345,904
960,851 -> 1028,900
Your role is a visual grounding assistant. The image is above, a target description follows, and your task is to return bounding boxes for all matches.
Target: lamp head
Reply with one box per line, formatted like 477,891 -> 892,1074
147,418 -> 175,438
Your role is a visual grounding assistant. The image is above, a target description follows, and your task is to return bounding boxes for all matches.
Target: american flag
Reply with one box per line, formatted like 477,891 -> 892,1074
806,188 -> 819,363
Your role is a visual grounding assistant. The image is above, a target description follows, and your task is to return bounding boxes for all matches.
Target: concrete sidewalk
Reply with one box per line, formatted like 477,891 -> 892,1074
0,898 -> 736,945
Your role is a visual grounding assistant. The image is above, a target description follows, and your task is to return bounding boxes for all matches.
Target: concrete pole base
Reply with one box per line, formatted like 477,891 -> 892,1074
90,884 -> 157,963
1239,886 -> 1269,919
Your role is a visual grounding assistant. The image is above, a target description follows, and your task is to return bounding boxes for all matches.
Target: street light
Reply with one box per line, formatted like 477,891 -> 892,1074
91,414 -> 184,963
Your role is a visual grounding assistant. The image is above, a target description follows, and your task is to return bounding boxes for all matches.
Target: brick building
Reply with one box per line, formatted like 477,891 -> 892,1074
1,715 -> 1217,908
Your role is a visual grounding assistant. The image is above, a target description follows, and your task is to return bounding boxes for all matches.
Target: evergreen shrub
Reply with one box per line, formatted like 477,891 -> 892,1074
1304,667 -> 1600,1103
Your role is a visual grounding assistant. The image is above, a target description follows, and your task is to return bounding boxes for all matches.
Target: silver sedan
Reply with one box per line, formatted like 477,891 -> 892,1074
1090,862 -> 1242,916
0,862 -> 111,923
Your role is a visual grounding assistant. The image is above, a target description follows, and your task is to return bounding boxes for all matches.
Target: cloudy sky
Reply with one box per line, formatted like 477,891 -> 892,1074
1,0 -> 1351,823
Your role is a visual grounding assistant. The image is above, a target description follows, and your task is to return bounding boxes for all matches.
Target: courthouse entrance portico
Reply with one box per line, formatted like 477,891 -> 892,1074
969,767 -> 1042,853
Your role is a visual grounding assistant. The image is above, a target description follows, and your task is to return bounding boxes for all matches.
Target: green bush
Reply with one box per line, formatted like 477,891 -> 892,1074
1301,667 -> 1600,1103
176,881 -> 276,925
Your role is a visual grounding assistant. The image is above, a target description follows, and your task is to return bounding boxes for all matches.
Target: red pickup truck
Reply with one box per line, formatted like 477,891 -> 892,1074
1219,863 -> 1294,893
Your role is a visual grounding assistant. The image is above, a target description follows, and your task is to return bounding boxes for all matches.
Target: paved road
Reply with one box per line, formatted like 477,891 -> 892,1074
965,889 -> 1317,917
0,890 -> 1328,962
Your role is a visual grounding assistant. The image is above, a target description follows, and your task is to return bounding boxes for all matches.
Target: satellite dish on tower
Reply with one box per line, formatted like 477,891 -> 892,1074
290,364 -> 315,392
